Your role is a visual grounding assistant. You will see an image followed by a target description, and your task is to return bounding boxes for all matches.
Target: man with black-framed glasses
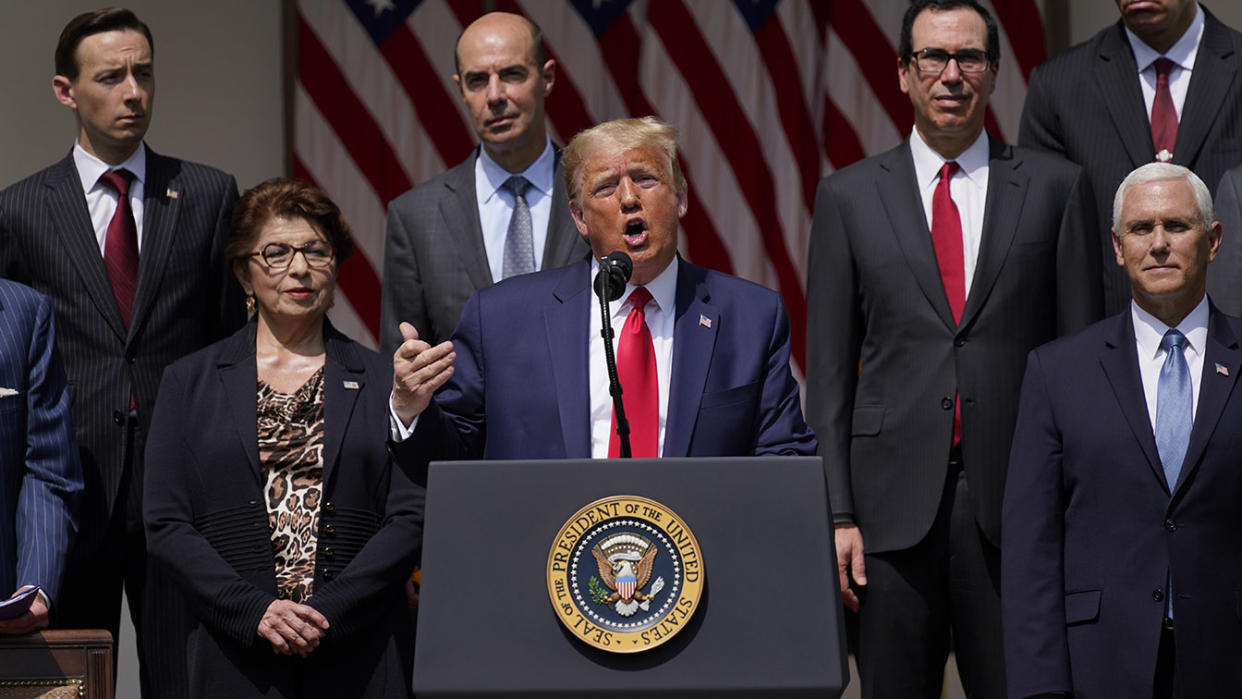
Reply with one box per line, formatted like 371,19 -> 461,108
805,1 -> 1102,696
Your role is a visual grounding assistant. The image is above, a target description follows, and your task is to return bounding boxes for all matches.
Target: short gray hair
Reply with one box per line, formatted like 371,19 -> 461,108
1113,162 -> 1213,232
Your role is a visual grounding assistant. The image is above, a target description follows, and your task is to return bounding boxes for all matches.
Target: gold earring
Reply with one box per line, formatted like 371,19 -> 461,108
246,295 -> 256,315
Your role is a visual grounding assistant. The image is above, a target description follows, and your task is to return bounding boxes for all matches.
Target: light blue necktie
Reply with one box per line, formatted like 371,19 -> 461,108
501,176 -> 535,279
1155,329 -> 1191,621
1155,329 -> 1192,491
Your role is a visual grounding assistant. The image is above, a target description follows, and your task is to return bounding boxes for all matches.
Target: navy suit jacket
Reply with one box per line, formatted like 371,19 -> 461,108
0,279 -> 82,605
1003,306 -> 1242,699
144,322 -> 423,698
408,257 -> 816,465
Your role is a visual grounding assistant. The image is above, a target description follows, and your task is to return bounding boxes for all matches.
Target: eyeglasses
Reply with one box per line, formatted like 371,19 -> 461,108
908,48 -> 992,74
248,241 -> 336,270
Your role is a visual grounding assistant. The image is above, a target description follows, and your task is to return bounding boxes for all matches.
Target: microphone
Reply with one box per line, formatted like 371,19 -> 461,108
593,251 -> 633,301
593,250 -> 635,457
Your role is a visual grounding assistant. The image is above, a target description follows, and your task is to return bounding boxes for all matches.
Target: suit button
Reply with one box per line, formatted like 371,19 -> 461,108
324,523 -> 335,535
113,410 -> 125,425
941,398 -> 953,410
125,354 -> 135,364
249,500 -> 258,507
1164,519 -> 1176,532
1153,589 -> 1164,602
954,338 -> 966,347
324,502 -> 335,514
323,570 -> 335,581
323,547 -> 334,559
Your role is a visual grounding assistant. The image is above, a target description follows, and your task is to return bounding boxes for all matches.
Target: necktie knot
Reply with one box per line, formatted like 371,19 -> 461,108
1153,57 -> 1176,83
502,175 -> 531,200
628,286 -> 652,310
1161,328 -> 1188,353
939,161 -> 960,182
99,168 -> 135,197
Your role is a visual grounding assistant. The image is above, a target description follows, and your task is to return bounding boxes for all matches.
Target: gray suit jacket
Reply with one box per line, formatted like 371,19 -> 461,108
378,148 -> 588,354
0,148 -> 241,555
1020,8 -> 1242,315
805,138 -> 1102,554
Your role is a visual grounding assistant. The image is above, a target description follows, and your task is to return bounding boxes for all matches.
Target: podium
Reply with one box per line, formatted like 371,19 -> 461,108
412,456 -> 847,697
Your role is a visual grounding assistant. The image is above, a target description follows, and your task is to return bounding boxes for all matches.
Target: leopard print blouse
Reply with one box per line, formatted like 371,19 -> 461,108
257,367 -> 326,604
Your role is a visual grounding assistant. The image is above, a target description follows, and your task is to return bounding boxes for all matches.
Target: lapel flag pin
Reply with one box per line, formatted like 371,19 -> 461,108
166,188 -> 179,199
1216,363 -> 1229,377
343,380 -> 360,390
699,314 -> 712,329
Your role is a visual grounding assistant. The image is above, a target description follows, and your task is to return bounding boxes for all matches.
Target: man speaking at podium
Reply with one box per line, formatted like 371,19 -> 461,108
387,117 -> 815,463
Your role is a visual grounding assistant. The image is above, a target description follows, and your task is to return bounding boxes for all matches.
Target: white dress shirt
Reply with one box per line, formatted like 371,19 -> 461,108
1132,295 -> 1209,429
588,257 -> 678,458
909,128 -> 990,297
475,138 -> 555,282
73,141 -> 147,253
1125,3 -> 1204,123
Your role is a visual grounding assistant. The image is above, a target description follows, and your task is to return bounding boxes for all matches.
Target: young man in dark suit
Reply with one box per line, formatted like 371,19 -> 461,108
0,8 -> 241,696
804,1 -> 1102,696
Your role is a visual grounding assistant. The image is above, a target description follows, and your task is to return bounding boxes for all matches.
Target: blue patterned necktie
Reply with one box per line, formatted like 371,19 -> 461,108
501,176 -> 535,279
1155,329 -> 1192,491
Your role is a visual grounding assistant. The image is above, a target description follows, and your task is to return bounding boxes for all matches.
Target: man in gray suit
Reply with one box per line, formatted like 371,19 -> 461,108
379,11 -> 588,354
1020,0 -> 1242,316
0,8 -> 240,695
805,1 -> 1102,697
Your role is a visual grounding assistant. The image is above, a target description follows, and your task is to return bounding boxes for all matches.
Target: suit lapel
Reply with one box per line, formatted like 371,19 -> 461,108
877,143 -> 957,331
959,139 -> 1026,330
1099,312 -> 1167,490
439,153 -> 493,291
664,261 -> 717,458
217,324 -> 261,484
543,149 -> 583,269
1173,12 -> 1238,169
1174,307 -> 1241,496
321,325 -> 365,489
1094,22 -> 1154,169
131,149 -> 182,342
545,262 -> 592,457
43,154 -> 128,342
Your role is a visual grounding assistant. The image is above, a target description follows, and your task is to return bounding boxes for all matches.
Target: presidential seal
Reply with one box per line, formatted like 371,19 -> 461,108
546,495 -> 704,653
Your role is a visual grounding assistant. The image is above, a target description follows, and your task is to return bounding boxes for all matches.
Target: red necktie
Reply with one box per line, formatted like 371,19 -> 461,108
609,287 -> 658,458
1151,58 -> 1177,161
99,169 -> 139,328
931,161 -> 964,444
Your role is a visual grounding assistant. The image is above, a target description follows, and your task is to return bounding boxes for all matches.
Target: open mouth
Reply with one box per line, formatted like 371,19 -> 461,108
624,219 -> 647,246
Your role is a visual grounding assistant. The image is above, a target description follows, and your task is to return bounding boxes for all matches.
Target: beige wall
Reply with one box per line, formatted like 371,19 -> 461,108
0,2 -> 282,191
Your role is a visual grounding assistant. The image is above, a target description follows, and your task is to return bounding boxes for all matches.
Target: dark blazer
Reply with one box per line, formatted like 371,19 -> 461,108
378,148 -> 589,354
143,322 -> 424,699
407,257 -> 816,466
1019,8 -> 1242,315
0,148 -> 241,553
1003,307 -> 1242,699
804,137 -> 1102,554
0,280 -> 81,604
1209,164 -> 1242,314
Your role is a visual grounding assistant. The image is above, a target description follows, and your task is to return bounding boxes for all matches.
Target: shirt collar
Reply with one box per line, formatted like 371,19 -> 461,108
74,140 -> 147,196
477,137 -> 555,203
590,255 -> 679,321
908,127 -> 990,191
1132,294 -> 1209,360
1125,2 -> 1204,72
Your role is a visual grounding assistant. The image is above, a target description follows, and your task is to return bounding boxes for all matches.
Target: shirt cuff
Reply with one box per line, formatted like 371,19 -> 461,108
389,392 -> 419,442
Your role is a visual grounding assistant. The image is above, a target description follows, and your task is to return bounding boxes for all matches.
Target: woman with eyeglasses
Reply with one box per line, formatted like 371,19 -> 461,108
143,178 -> 422,698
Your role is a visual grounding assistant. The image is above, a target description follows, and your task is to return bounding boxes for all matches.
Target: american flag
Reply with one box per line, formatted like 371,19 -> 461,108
293,0 -> 1048,374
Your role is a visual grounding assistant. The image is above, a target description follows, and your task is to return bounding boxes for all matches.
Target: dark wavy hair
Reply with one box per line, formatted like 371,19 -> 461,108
898,0 -> 1000,66
227,178 -> 354,264
55,8 -> 154,80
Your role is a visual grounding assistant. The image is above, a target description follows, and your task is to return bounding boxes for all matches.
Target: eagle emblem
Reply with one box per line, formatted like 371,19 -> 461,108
589,533 -> 665,617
